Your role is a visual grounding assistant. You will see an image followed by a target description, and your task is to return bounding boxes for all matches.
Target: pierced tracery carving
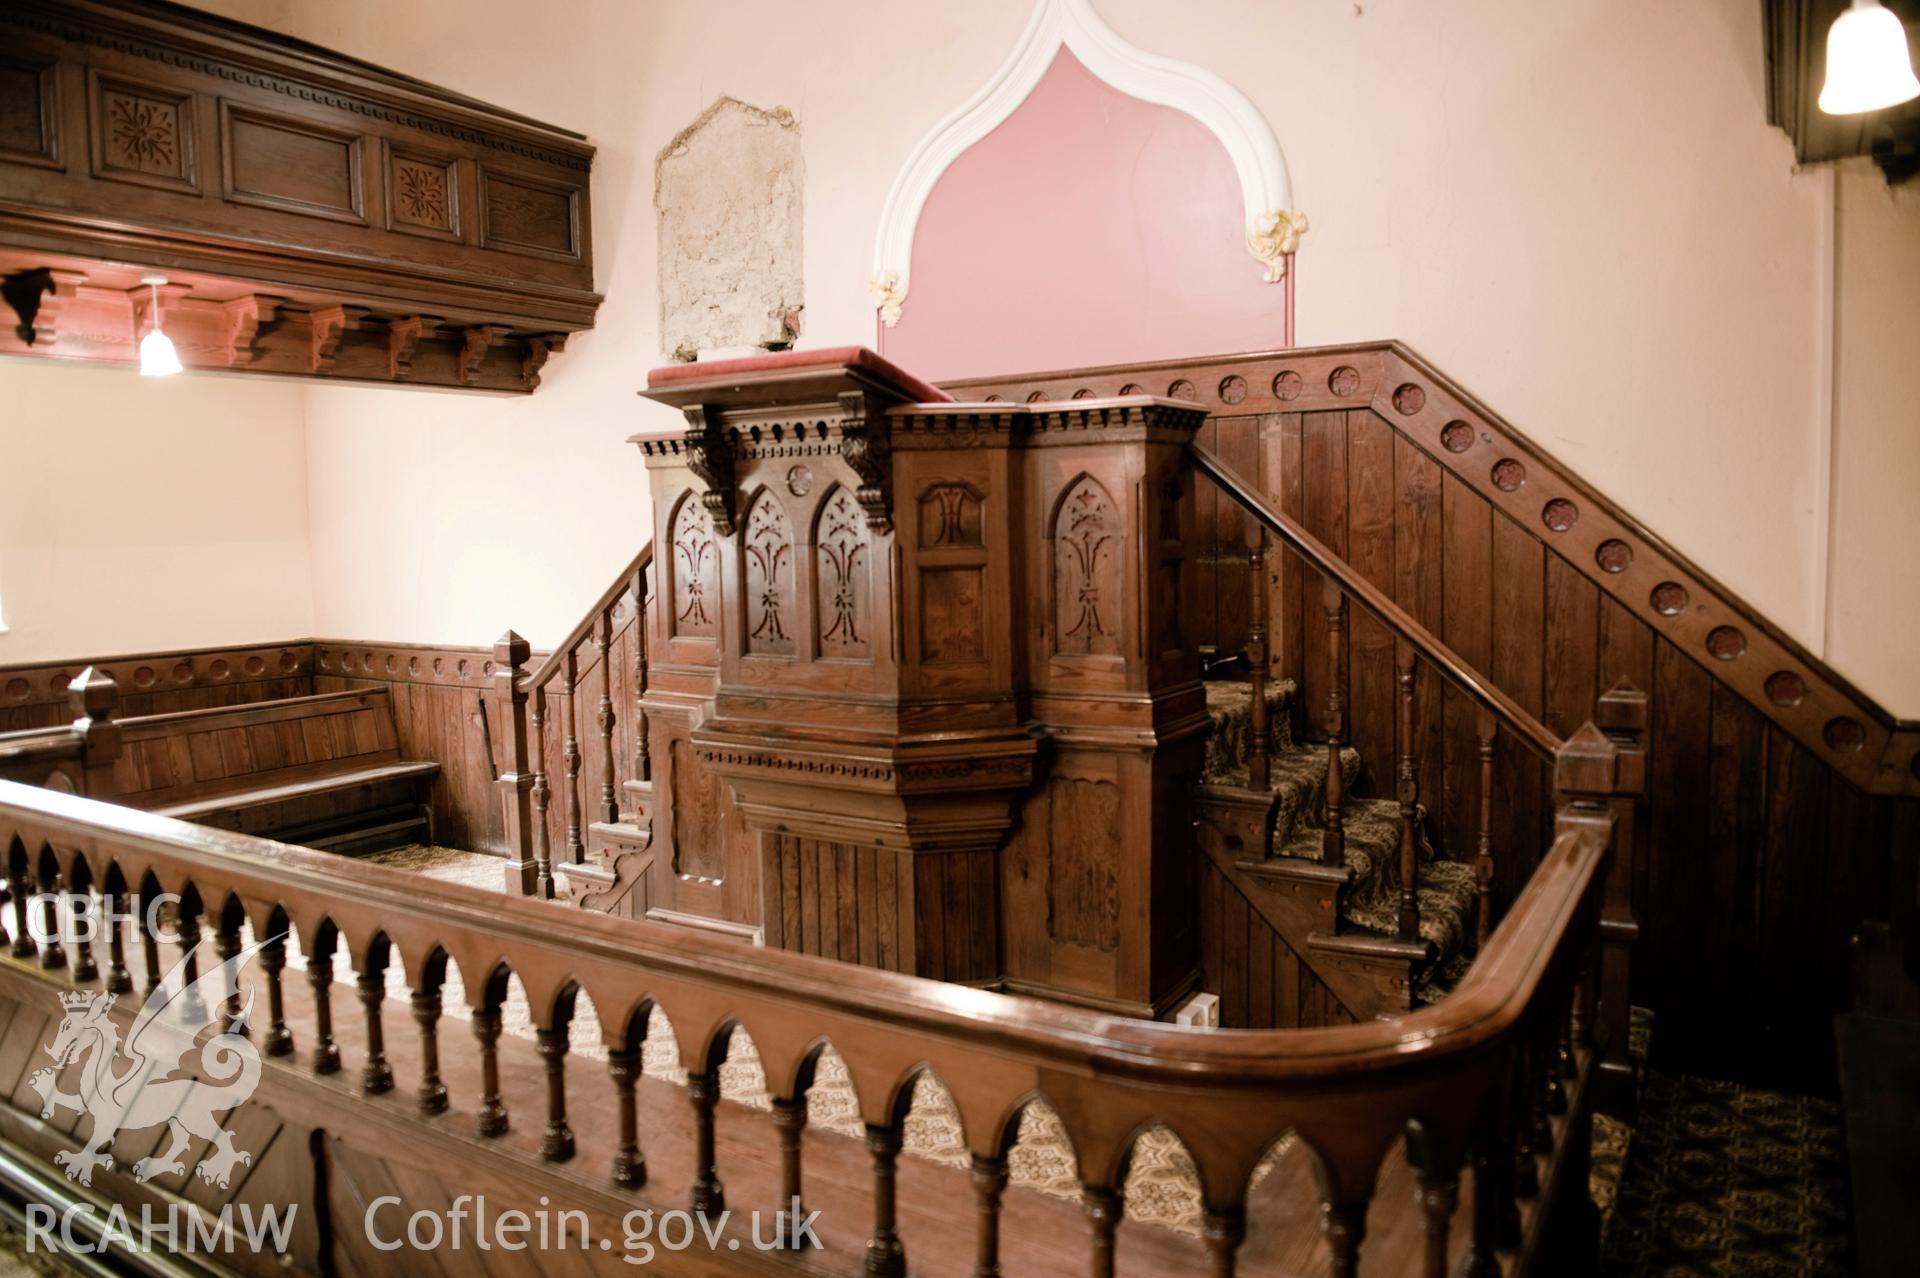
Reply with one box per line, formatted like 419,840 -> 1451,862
743,491 -> 796,657
670,494 -> 719,640
814,487 -> 871,658
1053,475 -> 1122,656
683,403 -> 737,536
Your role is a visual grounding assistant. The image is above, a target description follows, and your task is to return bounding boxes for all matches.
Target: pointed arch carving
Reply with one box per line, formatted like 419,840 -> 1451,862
812,485 -> 872,659
1052,473 -> 1122,657
742,489 -> 796,657
669,491 -> 720,640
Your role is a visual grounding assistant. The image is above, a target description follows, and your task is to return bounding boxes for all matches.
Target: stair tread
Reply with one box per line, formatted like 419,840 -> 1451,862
1202,678 -> 1298,780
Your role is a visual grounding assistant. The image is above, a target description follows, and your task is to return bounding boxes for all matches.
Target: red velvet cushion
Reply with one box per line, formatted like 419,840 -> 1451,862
645,346 -> 954,404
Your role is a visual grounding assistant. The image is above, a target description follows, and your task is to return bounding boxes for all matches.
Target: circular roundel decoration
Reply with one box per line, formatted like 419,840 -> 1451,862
1595,539 -> 1633,573
984,394 -> 1005,403
1392,383 -> 1426,415
279,649 -> 299,672
172,662 -> 193,683
319,649 -> 335,671
1764,671 -> 1807,707
133,666 -> 156,689
786,465 -> 813,497
1492,459 -> 1527,492
456,659 -> 470,678
1219,375 -> 1248,405
1441,421 -> 1475,453
1026,390 -> 1050,403
1167,379 -> 1197,401
1272,370 -> 1304,401
245,655 -> 266,676
1542,499 -> 1579,533
483,661 -> 495,677
1328,365 -> 1361,397
4,678 -> 28,703
361,651 -> 377,672
47,673 -> 70,697
1072,388 -> 1094,399
385,654 -> 399,674
209,659 -> 231,680
1120,383 -> 1146,396
432,657 -> 445,675
1706,625 -> 1746,661
1650,582 -> 1690,616
409,656 -> 422,677
1824,716 -> 1867,753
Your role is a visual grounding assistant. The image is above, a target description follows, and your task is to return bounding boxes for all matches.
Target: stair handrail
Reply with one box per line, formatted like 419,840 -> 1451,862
0,713 -> 1632,1274
522,542 -> 653,694
1192,441 -> 1561,759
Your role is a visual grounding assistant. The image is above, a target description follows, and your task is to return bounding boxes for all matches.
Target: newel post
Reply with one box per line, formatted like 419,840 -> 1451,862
1592,681 -> 1646,1117
67,667 -> 120,796
493,633 -> 540,897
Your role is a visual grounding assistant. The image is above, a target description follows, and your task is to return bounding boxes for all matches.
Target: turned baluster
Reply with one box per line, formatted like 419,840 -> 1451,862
411,986 -> 447,1115
1084,1184 -> 1123,1278
1247,535 -> 1271,790
102,891 -> 131,994
772,1096 -> 810,1244
1414,1171 -> 1458,1278
1396,641 -> 1421,943
610,1048 -> 646,1187
634,566 -> 651,784
7,859 -> 36,959
536,1023 -> 574,1161
1459,1087 -> 1507,1278
687,1062 -> 725,1213
1474,706 -> 1497,950
1203,1204 -> 1247,1278
1321,581 -> 1348,869
260,933 -> 293,1057
175,904 -> 200,996
1536,1009 -> 1565,1130
596,606 -> 618,825
1320,1201 -> 1368,1278
35,866 -> 64,970
307,932 -> 341,1075
212,916 -> 245,1033
530,686 -> 552,899
865,1123 -> 907,1277
563,648 -> 583,867
71,891 -> 98,983
970,1153 -> 1008,1277
137,892 -> 161,994
493,632 -> 538,897
1511,1035 -> 1541,1198
473,1005 -> 508,1136
357,952 -> 393,1095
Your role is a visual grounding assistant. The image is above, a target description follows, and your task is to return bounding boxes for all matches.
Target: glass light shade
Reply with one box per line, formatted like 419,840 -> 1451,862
138,327 -> 183,377
1820,0 -> 1920,115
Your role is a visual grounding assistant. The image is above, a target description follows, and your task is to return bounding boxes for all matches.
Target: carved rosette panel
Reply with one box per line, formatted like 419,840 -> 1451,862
743,491 -> 796,657
92,74 -> 195,191
814,487 -> 871,659
1053,476 -> 1123,657
1047,778 -> 1121,952
670,493 -> 720,640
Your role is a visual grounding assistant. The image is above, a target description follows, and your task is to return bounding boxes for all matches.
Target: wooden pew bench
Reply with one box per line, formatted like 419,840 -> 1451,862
97,688 -> 438,854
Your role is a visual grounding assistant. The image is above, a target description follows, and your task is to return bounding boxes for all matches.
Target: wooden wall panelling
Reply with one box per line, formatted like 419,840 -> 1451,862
1194,854 -> 1346,1030
1702,682 -> 1767,1037
1756,728 -> 1833,1075
1345,409 -> 1396,796
1297,409 -> 1348,740
1211,414 -> 1259,658
1643,640 -> 1713,1043
1391,432 -> 1446,833
1489,510 -> 1548,907
1261,412 -> 1307,740
0,642 -> 313,731
1439,471 -> 1493,868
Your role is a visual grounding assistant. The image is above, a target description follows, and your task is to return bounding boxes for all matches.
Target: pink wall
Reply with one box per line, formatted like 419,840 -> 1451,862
881,48 -> 1285,383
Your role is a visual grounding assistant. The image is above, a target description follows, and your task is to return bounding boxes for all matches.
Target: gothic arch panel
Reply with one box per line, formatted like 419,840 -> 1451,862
670,491 -> 720,640
813,485 -> 872,660
742,489 -> 796,657
1052,474 -> 1122,657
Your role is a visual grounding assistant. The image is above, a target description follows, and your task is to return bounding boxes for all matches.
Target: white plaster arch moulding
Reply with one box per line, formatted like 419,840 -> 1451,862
869,0 -> 1305,327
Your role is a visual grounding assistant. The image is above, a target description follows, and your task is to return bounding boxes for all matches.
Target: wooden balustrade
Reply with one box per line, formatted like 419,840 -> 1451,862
0,694 -> 1633,1274
1194,442 -> 1569,954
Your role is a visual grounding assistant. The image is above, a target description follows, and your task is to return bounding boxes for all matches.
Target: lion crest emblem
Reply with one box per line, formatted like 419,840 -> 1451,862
31,938 -> 272,1189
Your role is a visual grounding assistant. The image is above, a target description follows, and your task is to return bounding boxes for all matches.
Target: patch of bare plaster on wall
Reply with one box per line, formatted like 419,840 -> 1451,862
656,97 -> 804,362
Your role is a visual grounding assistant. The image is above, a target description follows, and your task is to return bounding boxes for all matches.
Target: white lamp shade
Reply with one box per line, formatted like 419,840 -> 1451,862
1820,0 -> 1920,115
138,327 -> 183,377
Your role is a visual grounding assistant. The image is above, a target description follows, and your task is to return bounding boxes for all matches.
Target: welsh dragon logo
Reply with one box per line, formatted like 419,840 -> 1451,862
29,938 -> 273,1189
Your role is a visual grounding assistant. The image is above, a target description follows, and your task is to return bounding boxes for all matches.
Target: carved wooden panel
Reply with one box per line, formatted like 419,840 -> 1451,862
0,54 -> 59,169
669,494 -> 720,641
88,70 -> 195,193
221,102 -> 365,225
384,142 -> 458,240
669,738 -> 725,882
918,483 -> 984,548
1047,778 -> 1121,952
1052,475 -> 1123,657
742,491 -> 796,658
921,569 -> 985,664
813,487 -> 871,659
479,166 -> 581,260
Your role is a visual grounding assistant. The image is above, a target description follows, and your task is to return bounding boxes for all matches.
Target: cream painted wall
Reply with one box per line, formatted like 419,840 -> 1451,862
0,361 -> 314,661
1829,161 -> 1920,716
18,1 -> 1908,714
